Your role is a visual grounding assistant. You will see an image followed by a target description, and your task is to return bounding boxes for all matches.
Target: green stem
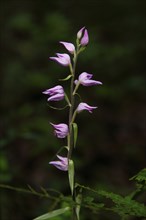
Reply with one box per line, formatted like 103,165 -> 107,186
73,82 -> 80,95
70,110 -> 77,125
67,53 -> 78,160
67,49 -> 79,220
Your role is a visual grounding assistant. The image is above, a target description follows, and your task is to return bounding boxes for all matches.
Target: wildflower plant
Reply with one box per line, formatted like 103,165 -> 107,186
0,26 -> 145,220
30,26 -> 146,220
40,27 -> 102,219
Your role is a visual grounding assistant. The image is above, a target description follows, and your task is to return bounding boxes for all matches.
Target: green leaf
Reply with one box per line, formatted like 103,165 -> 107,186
68,160 -> 74,195
64,146 -> 69,151
130,168 -> 146,183
59,75 -> 72,81
72,123 -> 78,148
75,188 -> 82,220
33,207 -> 70,220
84,196 -> 94,203
98,190 -> 146,218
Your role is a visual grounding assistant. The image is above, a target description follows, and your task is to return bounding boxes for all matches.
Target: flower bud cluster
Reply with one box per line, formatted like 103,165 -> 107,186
43,27 -> 102,171
77,27 -> 89,46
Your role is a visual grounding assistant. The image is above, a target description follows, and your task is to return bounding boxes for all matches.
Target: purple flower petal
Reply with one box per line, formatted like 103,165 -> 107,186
77,102 -> 97,113
49,155 -> 68,171
77,27 -> 89,46
75,72 -> 102,86
47,93 -> 64,101
50,53 -> 71,66
77,27 -> 85,39
50,123 -> 69,138
60,41 -> 75,54
80,29 -> 89,46
43,85 -> 63,95
42,85 -> 64,102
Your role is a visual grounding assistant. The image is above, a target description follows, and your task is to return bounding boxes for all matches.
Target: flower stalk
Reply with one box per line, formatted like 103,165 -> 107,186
67,50 -> 78,160
42,27 -> 102,220
67,45 -> 80,220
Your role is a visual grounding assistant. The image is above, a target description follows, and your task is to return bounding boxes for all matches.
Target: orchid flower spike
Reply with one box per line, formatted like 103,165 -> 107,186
60,41 -> 75,54
75,72 -> 102,86
42,85 -> 64,101
77,27 -> 89,46
77,102 -> 97,113
50,122 -> 69,138
50,53 -> 71,66
49,155 -> 68,171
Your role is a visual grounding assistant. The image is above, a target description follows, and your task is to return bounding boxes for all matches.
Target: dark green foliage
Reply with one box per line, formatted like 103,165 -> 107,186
99,191 -> 146,218
1,169 -> 146,219
130,168 -> 146,183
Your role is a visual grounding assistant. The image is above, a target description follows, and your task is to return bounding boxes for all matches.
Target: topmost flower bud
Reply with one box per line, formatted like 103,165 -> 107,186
77,27 -> 85,39
77,27 -> 89,46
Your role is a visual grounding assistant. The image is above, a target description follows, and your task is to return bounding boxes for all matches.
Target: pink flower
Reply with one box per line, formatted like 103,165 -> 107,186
42,85 -> 64,101
74,72 -> 102,86
50,53 -> 71,66
77,27 -> 89,46
60,41 -> 75,54
77,102 -> 97,113
50,122 -> 69,138
49,155 -> 68,171
77,27 -> 85,39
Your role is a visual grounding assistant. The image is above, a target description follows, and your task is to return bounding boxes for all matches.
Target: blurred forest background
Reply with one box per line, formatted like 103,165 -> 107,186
0,0 -> 146,219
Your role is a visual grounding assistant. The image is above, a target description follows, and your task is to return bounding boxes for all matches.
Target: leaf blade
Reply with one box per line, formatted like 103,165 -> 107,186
33,207 -> 70,220
68,160 -> 74,196
72,123 -> 78,148
59,75 -> 72,81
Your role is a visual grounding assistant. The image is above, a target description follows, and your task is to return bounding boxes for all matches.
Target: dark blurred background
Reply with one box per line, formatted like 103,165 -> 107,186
0,0 -> 146,219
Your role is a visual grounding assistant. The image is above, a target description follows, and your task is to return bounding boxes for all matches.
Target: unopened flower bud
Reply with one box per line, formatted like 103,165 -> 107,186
77,27 -> 89,46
